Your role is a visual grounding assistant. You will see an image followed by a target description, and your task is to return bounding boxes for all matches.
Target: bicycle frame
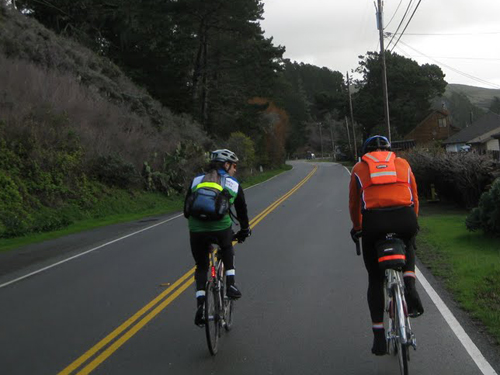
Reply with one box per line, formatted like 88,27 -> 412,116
385,268 -> 414,347
204,245 -> 234,355
355,235 -> 417,375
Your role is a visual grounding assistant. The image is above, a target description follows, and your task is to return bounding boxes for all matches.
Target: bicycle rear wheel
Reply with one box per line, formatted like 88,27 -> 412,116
394,288 -> 409,375
204,281 -> 219,355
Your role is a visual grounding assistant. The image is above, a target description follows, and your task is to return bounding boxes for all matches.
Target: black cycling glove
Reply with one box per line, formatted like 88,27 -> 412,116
235,228 -> 251,243
350,228 -> 362,243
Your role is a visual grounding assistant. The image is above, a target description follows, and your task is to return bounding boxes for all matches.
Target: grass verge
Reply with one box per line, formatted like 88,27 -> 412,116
0,165 -> 292,253
417,203 -> 500,343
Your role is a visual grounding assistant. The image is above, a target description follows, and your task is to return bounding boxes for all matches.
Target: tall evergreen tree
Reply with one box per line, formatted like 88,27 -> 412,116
354,51 -> 447,138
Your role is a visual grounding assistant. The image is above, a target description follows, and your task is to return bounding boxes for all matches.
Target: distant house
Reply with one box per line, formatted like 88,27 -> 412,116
403,109 -> 460,146
442,112 -> 500,155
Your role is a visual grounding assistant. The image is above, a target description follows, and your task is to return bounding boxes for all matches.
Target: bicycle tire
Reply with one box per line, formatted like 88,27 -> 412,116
224,297 -> 234,331
394,286 -> 409,375
387,296 -> 396,355
204,281 -> 219,355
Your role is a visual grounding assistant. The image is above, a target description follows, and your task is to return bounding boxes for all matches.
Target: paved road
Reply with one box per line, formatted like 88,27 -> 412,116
0,161 -> 498,374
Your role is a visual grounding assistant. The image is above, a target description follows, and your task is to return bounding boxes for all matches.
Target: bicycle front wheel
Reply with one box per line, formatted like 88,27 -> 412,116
204,281 -> 219,355
224,297 -> 234,331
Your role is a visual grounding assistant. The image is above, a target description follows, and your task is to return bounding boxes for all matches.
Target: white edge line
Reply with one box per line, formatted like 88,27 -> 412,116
1,165 -> 297,289
416,267 -> 497,375
345,167 -> 496,375
0,214 -> 183,289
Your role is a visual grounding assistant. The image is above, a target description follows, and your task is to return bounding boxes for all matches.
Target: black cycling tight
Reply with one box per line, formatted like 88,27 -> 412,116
189,227 -> 235,291
361,207 -> 418,323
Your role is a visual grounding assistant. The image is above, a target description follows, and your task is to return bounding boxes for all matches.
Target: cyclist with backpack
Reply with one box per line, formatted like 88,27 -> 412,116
184,149 -> 251,327
348,135 -> 424,356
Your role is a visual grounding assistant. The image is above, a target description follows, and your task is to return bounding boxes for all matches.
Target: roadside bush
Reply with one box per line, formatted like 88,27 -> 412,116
90,155 -> 139,189
226,132 -> 256,172
0,171 -> 32,238
404,148 -> 498,208
466,178 -> 500,235
31,205 -> 75,232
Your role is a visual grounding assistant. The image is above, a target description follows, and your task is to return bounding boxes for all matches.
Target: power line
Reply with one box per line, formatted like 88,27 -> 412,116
389,0 -> 423,52
386,0 -> 414,49
427,56 -> 500,61
385,0 -> 404,29
393,31 -> 500,36
397,40 -> 500,89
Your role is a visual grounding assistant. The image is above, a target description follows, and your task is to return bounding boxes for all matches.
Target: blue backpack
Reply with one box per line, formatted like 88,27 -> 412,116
184,174 -> 230,221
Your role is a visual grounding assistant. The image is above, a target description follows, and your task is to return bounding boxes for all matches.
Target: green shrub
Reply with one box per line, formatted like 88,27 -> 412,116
466,178 -> 500,235
0,171 -> 32,238
90,155 -> 139,188
31,205 -> 75,232
151,171 -> 172,195
226,132 -> 256,171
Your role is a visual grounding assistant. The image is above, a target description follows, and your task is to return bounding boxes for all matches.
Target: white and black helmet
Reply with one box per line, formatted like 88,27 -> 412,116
210,149 -> 239,163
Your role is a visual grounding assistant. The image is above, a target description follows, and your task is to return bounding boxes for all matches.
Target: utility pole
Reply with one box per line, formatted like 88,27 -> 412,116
376,0 -> 392,142
345,116 -> 352,155
329,123 -> 336,161
318,123 -> 324,158
346,72 -> 358,159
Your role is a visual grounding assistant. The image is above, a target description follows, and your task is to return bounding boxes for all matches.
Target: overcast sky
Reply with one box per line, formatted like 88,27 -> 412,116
261,0 -> 500,89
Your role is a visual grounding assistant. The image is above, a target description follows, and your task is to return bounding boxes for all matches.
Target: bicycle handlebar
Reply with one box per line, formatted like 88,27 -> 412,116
352,231 -> 362,256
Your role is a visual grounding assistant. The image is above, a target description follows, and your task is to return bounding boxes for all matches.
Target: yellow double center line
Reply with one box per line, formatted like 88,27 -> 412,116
59,165 -> 318,375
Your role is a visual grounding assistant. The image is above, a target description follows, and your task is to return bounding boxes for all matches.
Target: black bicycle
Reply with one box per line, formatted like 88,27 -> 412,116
204,242 -> 234,355
355,234 -> 417,375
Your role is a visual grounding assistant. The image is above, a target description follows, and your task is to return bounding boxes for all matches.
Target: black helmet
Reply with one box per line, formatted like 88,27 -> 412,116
361,135 -> 391,155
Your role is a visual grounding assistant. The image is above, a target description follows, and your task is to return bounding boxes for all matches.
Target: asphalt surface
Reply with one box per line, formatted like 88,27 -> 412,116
0,161 -> 498,375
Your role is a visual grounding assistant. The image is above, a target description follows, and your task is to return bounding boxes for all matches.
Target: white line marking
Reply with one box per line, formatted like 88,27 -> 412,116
416,267 -> 497,375
345,168 -> 497,374
0,214 -> 183,289
1,166 -> 298,289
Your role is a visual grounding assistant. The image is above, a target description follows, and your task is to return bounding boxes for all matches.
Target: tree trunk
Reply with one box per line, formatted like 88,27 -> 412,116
200,37 -> 209,129
191,20 -> 206,103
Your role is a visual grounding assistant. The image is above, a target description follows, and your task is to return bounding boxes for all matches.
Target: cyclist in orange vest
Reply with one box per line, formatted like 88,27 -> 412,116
349,135 -> 424,356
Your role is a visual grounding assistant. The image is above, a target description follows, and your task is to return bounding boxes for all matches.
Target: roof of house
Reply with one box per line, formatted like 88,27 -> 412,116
404,109 -> 459,138
443,112 -> 500,144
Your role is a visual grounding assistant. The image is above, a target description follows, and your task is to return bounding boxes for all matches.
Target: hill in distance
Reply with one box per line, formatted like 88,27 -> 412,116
447,83 -> 500,110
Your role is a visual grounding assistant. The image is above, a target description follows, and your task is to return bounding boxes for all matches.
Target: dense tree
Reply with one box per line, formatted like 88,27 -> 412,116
354,51 -> 447,139
17,0 -> 285,138
13,1 -> 353,158
273,60 -> 346,154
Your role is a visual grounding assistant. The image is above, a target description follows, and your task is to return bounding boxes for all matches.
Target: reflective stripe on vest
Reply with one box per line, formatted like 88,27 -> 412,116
195,182 -> 223,191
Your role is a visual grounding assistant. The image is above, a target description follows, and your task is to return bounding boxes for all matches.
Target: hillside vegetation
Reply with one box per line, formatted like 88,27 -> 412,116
0,2 -> 346,240
447,84 -> 500,110
0,4 -> 209,238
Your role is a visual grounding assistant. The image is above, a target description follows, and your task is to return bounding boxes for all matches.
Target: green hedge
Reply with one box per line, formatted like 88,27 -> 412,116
466,177 -> 500,235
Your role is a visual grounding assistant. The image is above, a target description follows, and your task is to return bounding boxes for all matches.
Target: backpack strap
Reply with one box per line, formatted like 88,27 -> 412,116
219,174 -> 227,190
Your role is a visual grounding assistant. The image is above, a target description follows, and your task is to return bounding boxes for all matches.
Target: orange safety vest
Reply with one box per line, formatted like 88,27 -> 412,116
349,151 -> 419,230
